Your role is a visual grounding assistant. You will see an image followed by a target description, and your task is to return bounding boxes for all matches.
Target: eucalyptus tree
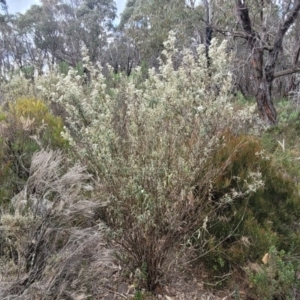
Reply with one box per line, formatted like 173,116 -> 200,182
0,14 -> 35,77
21,3 -> 66,67
0,14 -> 12,76
76,0 -> 117,63
119,0 -> 204,68
234,0 -> 300,124
19,0 -> 116,69
105,32 -> 140,76
193,0 -> 300,124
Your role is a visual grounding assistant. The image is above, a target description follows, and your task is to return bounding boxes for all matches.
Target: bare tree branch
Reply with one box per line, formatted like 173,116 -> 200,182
274,68 -> 300,79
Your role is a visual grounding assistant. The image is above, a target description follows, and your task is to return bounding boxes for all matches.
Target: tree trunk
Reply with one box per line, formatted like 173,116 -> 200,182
251,47 -> 277,123
256,78 -> 277,124
203,0 -> 213,67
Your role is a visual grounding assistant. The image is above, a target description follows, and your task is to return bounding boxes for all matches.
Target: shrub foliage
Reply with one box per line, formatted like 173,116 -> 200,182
33,32 -> 265,290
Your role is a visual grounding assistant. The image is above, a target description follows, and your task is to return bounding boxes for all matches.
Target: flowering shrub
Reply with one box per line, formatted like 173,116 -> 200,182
1,31 -> 299,296
28,32 -> 265,290
25,32 -> 262,290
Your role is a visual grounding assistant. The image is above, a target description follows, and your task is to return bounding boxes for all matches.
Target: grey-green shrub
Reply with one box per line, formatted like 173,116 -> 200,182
30,32 -> 264,291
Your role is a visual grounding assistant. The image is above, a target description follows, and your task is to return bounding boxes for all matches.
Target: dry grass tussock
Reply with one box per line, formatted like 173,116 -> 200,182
0,149 -> 116,299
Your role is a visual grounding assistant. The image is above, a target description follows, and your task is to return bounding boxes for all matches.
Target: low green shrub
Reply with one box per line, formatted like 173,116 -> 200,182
248,246 -> 299,299
0,97 -> 67,205
8,97 -> 67,148
198,132 -> 300,282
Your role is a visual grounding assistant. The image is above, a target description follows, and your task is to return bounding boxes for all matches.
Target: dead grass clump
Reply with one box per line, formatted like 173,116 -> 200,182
0,150 -> 113,299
